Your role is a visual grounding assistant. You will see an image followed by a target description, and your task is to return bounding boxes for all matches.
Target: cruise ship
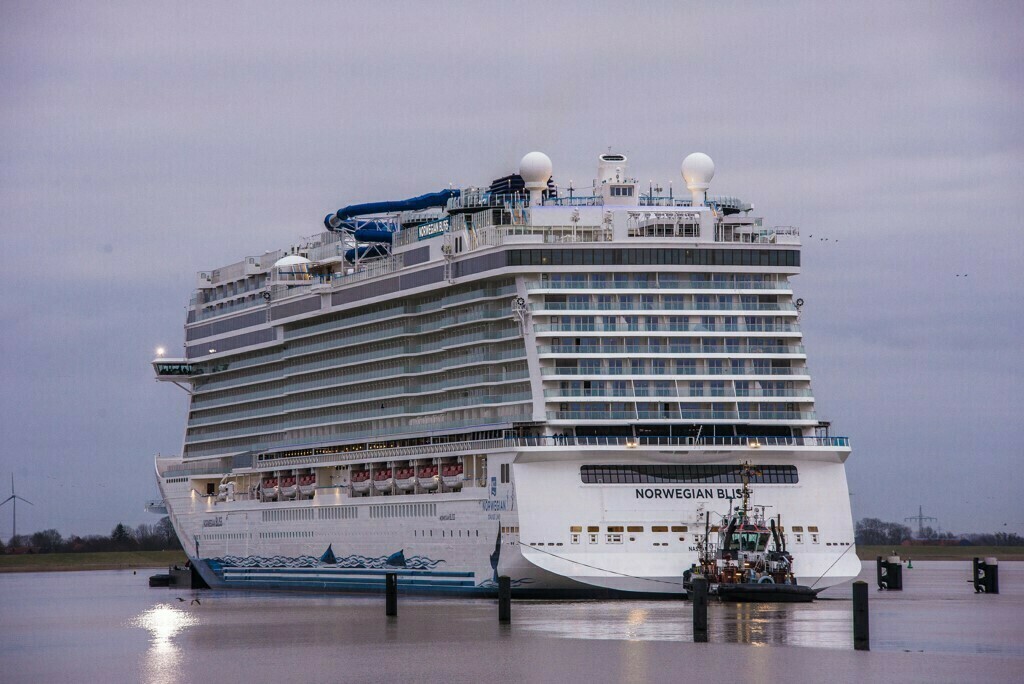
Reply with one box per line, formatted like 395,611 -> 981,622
150,150 -> 860,596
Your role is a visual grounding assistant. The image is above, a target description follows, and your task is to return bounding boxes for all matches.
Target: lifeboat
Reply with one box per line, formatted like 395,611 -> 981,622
395,466 -> 417,491
373,468 -> 394,492
417,464 -> 439,491
279,475 -> 298,500
351,470 -> 371,494
298,474 -> 316,498
261,477 -> 279,501
441,462 -> 464,489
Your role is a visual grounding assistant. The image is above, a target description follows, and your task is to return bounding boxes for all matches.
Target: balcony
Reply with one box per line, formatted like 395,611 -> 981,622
539,344 -> 806,355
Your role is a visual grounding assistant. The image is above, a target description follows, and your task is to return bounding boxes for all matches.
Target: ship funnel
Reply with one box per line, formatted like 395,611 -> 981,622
597,153 -> 627,184
681,152 -> 715,206
519,151 -> 553,206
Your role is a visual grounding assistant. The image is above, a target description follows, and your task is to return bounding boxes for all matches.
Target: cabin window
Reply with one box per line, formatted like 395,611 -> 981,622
652,526 -> 669,533
811,533 -> 820,544
606,533 -> 623,544
588,533 -> 598,544
570,533 -> 581,545
627,526 -> 644,533
671,525 -> 687,533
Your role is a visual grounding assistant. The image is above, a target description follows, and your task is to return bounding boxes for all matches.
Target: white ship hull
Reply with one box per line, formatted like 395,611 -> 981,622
158,443 -> 859,596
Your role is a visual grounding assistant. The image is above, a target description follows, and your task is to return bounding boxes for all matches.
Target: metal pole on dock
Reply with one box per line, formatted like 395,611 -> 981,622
386,572 -> 398,616
973,557 -> 999,594
691,577 -> 708,643
853,580 -> 869,651
876,555 -> 903,590
498,576 -> 511,623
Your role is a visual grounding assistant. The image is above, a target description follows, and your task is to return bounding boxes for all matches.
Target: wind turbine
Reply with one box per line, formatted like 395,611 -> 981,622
0,475 -> 33,543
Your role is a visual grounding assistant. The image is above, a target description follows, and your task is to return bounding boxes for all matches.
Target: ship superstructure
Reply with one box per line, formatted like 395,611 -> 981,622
152,151 -> 860,596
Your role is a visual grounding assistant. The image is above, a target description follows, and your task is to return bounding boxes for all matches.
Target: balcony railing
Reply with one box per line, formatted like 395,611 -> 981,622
547,410 -> 817,421
540,366 -> 809,377
526,279 -> 791,291
544,388 -> 813,399
539,344 -> 805,355
533,323 -> 799,334
532,302 -> 796,312
506,435 -> 849,448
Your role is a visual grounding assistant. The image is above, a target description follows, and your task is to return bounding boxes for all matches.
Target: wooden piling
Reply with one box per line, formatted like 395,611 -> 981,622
498,575 -> 511,623
385,572 -> 397,616
691,577 -> 708,643
853,580 -> 869,651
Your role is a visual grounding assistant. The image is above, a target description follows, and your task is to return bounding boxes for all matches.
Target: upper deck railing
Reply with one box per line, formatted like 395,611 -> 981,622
161,433 -> 850,476
506,435 -> 849,449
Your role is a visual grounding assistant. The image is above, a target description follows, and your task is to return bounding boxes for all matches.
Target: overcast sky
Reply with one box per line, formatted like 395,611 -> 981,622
1,1 -> 1021,537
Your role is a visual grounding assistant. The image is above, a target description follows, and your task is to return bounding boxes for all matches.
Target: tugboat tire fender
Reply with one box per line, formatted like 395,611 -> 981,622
758,575 -> 775,584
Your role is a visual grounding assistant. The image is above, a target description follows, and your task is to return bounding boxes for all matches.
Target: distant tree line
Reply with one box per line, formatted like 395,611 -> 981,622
855,518 -> 1024,546
1,517 -> 182,554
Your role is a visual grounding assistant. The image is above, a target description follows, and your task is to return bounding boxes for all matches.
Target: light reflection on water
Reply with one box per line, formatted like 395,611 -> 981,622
514,599 -> 853,648
129,604 -> 199,684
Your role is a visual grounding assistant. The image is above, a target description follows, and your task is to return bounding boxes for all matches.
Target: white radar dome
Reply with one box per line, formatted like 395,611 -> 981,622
681,152 -> 715,189
273,254 -> 311,268
519,151 -> 553,188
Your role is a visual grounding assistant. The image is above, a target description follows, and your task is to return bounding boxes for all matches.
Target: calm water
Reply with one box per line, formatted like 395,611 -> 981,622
1,561 -> 1021,683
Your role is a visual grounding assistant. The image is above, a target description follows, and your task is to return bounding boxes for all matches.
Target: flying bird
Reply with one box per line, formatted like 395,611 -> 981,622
191,598 -> 201,605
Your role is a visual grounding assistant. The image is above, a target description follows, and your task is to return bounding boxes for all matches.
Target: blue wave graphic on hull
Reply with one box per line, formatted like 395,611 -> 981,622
477,577 -> 536,589
208,554 -> 445,570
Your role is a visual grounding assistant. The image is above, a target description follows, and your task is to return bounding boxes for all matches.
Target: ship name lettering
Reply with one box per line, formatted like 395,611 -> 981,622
634,488 -> 742,500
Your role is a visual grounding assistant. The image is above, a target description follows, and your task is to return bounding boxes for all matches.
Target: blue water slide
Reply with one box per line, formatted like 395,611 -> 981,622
325,189 -> 460,234
344,244 -> 390,262
351,220 -> 397,243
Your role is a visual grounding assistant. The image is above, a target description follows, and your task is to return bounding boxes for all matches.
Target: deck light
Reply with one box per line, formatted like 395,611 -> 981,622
156,347 -> 166,357
626,437 -> 638,448
749,440 -> 761,449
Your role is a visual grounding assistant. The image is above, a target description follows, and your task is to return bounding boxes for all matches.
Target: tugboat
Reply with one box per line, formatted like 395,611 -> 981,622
686,462 -> 818,603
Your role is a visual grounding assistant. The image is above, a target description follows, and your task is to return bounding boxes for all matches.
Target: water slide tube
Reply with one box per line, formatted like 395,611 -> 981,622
324,189 -> 460,240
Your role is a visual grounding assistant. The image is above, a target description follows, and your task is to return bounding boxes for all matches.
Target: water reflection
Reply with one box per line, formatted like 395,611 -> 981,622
517,599 -> 856,649
130,604 -> 198,684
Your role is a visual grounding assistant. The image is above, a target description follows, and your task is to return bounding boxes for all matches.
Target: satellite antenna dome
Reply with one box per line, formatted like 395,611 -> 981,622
519,151 -> 553,187
519,151 -> 553,205
681,152 -> 715,189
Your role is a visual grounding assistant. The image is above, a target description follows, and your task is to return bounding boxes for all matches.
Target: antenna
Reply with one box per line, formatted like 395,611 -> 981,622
904,505 -> 938,539
0,475 -> 34,543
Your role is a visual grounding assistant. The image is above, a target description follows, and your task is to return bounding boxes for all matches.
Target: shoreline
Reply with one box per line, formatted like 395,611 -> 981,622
2,546 -> 1021,574
855,545 -> 1024,562
0,550 -> 187,573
